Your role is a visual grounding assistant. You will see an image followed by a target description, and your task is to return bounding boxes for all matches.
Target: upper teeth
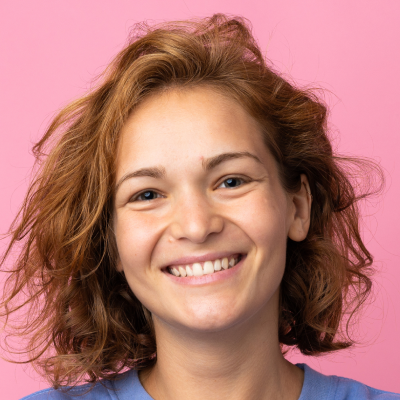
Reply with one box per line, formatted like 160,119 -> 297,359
168,255 -> 241,277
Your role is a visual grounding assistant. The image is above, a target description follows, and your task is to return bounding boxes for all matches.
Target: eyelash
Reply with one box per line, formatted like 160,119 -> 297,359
130,176 -> 250,202
218,177 -> 248,189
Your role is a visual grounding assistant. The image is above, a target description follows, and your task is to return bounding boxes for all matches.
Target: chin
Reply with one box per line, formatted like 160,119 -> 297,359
170,303 -> 250,334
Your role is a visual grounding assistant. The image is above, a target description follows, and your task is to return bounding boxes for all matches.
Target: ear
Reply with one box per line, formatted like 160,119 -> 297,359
116,260 -> 124,272
287,174 -> 312,242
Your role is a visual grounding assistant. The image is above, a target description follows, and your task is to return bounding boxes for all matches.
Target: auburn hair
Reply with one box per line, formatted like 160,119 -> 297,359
0,14 -> 384,388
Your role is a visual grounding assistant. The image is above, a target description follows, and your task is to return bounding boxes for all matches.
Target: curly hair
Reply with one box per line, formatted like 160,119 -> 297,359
0,14 -> 384,388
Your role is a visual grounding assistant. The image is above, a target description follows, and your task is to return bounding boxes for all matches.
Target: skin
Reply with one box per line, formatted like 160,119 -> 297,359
113,86 -> 312,400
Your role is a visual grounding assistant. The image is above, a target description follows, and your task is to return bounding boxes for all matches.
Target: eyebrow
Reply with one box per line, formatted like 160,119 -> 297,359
202,151 -> 262,171
115,151 -> 262,193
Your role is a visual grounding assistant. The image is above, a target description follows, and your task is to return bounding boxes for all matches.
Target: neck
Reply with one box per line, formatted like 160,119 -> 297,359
140,295 -> 304,400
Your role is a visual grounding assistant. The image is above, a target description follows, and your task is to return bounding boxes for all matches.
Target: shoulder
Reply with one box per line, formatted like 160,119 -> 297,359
333,375 -> 400,400
19,383 -> 111,400
297,363 -> 400,400
20,369 -> 152,400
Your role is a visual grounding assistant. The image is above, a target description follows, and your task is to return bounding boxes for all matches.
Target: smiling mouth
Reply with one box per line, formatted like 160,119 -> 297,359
167,254 -> 243,278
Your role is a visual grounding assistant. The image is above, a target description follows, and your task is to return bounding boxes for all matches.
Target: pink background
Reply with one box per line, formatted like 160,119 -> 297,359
1,1 -> 399,398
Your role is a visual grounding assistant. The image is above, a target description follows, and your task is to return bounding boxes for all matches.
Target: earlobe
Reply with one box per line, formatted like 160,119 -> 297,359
116,260 -> 124,272
287,174 -> 312,242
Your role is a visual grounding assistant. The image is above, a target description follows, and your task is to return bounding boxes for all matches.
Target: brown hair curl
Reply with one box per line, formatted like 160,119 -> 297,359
0,14 -> 384,387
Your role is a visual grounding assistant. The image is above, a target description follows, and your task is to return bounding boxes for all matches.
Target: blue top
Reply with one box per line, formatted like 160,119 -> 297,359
21,363 -> 400,399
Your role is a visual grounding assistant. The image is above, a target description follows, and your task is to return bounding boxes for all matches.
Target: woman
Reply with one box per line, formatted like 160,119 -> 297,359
1,14 -> 398,399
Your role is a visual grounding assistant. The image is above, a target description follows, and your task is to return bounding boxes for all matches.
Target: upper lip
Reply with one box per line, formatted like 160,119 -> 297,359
161,251 -> 243,269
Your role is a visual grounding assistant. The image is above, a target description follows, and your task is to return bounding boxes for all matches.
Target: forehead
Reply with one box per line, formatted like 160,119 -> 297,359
116,86 -> 274,175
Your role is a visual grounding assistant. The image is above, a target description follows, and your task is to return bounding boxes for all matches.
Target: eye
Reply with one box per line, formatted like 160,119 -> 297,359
131,190 -> 163,202
218,177 -> 247,189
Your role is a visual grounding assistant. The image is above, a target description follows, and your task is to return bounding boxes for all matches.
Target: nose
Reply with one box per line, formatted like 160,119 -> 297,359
168,191 -> 224,244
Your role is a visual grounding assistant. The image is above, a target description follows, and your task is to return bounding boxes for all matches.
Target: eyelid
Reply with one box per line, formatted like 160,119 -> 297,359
129,189 -> 164,202
217,175 -> 252,189
128,175 -> 252,202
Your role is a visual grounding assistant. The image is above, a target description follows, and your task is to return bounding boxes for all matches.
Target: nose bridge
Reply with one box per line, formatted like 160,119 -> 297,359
169,186 -> 223,243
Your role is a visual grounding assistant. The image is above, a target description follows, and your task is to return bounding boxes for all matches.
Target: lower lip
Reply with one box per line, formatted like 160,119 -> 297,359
163,255 -> 246,286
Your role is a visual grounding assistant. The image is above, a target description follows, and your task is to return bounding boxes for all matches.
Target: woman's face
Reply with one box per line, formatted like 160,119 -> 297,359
113,86 -> 307,334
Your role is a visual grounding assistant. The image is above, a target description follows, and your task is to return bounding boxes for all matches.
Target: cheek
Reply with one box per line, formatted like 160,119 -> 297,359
114,210 -> 160,273
232,190 -> 288,248
233,191 -> 289,298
